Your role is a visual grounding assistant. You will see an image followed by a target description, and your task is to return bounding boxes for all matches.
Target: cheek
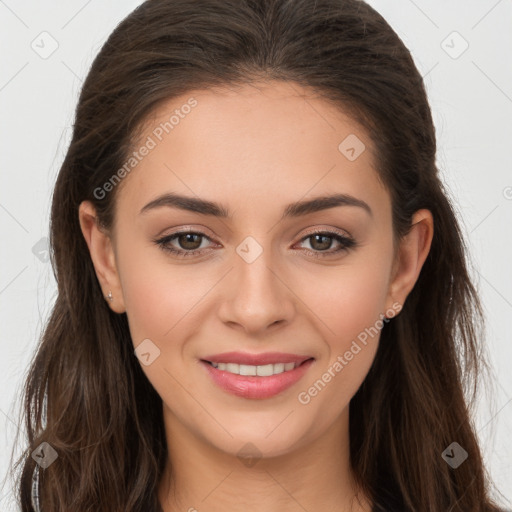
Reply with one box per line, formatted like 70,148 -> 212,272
115,240 -> 208,409
299,254 -> 393,348
116,237 -> 209,345
292,251 -> 392,408
294,274 -> 385,434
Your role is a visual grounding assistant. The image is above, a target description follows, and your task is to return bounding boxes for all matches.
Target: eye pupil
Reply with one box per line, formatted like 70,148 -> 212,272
310,234 -> 332,251
179,233 -> 202,250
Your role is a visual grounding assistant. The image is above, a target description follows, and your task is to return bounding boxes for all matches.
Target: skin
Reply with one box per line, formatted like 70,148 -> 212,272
79,80 -> 433,512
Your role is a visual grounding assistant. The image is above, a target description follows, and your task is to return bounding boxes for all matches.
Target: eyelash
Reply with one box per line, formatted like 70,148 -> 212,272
154,228 -> 356,259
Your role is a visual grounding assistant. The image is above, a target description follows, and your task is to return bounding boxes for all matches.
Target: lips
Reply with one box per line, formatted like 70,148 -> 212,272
199,352 -> 315,399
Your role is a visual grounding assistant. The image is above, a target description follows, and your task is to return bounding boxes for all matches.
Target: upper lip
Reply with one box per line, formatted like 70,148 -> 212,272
201,352 -> 314,366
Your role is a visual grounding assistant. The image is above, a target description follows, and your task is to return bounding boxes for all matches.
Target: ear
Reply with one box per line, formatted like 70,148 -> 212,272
385,209 -> 434,314
78,201 -> 126,313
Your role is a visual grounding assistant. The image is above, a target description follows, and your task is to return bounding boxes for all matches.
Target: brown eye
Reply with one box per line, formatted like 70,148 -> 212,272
154,231 -> 214,257
308,233 -> 334,251
297,230 -> 356,258
176,233 -> 203,250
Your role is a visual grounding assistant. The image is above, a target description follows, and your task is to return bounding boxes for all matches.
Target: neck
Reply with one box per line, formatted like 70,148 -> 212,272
158,405 -> 372,512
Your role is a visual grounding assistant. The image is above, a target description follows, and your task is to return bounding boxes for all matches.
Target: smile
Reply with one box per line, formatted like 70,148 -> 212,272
200,357 -> 315,399
206,361 -> 300,376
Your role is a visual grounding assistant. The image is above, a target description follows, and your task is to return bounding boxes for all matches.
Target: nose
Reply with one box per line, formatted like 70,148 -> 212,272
217,244 -> 296,336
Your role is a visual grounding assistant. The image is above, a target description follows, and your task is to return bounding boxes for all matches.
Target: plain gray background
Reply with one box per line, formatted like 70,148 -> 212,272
1,0 -> 511,509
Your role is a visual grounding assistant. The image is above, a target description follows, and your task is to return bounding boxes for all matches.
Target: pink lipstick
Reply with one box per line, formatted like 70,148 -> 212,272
200,352 -> 315,399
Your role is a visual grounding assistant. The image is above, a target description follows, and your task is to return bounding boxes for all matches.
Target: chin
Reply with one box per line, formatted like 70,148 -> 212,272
201,414 -> 315,460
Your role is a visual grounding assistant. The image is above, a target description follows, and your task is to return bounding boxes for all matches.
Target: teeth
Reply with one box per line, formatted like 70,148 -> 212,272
240,364 -> 256,376
257,364 -> 274,377
211,361 -> 301,376
226,363 -> 238,374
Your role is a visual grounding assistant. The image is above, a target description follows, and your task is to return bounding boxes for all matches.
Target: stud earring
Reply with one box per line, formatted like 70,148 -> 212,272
106,290 -> 113,302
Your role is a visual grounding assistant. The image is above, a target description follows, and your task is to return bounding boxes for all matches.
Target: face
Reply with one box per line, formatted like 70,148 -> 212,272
82,80 -> 425,459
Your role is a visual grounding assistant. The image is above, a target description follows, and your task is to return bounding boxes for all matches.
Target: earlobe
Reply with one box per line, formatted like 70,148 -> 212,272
78,201 -> 126,313
385,209 -> 434,313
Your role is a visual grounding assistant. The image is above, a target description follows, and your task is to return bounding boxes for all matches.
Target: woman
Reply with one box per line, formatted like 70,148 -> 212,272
13,0 -> 508,510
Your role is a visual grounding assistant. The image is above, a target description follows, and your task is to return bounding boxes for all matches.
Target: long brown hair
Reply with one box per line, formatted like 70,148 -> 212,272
12,0 -> 508,510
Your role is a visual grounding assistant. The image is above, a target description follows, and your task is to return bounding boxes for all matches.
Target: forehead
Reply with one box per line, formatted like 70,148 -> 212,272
115,80 -> 390,222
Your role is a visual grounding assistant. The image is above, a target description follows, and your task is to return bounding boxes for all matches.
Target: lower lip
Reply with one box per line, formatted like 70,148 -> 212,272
201,359 -> 315,399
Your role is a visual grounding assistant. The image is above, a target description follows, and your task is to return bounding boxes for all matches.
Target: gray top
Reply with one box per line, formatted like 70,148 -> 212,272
31,465 -> 41,512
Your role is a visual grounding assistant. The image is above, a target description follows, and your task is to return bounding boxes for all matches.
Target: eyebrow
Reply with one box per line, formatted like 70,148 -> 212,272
139,192 -> 373,219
